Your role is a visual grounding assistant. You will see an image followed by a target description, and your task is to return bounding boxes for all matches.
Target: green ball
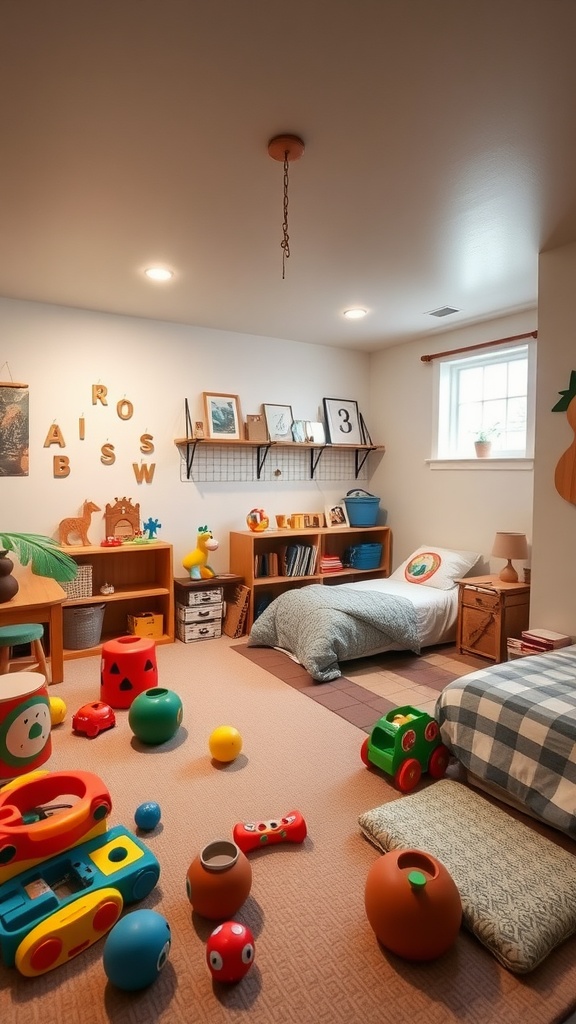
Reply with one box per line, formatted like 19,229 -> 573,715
128,687 -> 183,745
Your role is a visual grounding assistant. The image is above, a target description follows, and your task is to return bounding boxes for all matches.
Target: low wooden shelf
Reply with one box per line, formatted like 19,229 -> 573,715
61,541 -> 175,659
230,525 -> 391,632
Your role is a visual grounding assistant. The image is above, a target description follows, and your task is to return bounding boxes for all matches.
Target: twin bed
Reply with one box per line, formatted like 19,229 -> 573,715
248,542 -> 576,840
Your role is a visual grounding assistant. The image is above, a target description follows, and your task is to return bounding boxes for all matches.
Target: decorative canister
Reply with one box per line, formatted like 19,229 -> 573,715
186,840 -> 252,920
0,671 -> 51,781
0,550 -> 19,604
364,848 -> 462,961
101,635 -> 158,709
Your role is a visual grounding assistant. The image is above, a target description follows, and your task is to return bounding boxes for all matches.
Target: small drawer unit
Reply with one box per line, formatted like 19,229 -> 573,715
175,592 -> 223,643
174,582 -> 224,607
176,617 -> 222,643
177,603 -> 224,625
456,575 -> 530,663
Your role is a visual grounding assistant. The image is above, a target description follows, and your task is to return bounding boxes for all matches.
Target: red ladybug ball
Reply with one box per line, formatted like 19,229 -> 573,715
206,921 -> 255,983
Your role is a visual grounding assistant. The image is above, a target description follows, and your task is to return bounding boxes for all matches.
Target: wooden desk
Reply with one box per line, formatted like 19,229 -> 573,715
0,574 -> 67,684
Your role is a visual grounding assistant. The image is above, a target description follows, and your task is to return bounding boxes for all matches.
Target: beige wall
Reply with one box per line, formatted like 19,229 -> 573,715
367,311 -> 536,576
530,242 -> 576,635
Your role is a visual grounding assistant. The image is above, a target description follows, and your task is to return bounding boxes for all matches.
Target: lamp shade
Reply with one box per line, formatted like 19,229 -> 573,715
491,532 -> 528,582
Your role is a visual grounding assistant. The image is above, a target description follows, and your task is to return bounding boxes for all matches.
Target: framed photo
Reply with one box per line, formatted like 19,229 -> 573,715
323,397 -> 364,445
305,420 -> 326,444
325,502 -> 350,528
264,403 -> 293,441
203,393 -> 242,439
291,419 -> 307,443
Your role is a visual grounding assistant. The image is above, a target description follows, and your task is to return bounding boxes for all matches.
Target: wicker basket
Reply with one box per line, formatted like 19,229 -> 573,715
63,603 -> 105,650
62,564 -> 93,599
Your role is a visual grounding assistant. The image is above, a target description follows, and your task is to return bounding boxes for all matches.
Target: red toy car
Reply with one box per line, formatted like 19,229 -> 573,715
72,702 -> 116,738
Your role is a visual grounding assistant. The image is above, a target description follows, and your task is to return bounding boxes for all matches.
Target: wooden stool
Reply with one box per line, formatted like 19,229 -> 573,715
0,624 -> 51,683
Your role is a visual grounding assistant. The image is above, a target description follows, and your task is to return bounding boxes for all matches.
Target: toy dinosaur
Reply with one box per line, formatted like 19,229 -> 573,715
182,526 -> 219,579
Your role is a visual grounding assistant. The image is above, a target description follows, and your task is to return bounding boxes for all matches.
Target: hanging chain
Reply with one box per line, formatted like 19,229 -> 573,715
281,151 -> 290,279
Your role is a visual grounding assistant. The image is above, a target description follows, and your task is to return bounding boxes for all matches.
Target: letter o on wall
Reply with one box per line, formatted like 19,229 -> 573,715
117,399 -> 134,421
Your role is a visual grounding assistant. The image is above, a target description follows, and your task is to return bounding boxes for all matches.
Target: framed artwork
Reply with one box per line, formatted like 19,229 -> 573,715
291,419 -> 307,442
305,420 -> 326,444
203,393 -> 242,439
325,502 -> 350,528
323,398 -> 363,445
264,404 -> 293,441
0,381 -> 29,476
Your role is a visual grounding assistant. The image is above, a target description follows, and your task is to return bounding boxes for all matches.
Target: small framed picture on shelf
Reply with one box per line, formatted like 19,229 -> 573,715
263,403 -> 293,441
203,393 -> 242,440
322,398 -> 364,445
291,419 -> 307,442
305,421 -> 326,444
325,502 -> 350,528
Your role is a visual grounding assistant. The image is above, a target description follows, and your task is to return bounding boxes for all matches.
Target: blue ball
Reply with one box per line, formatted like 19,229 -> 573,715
103,909 -> 171,991
135,801 -> 162,831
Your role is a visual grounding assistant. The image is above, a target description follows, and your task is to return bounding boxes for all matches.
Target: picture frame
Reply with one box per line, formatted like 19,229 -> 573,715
291,419 -> 307,443
305,421 -> 326,444
325,502 -> 350,528
304,513 -> 325,528
322,397 -> 364,445
263,403 -> 294,442
203,393 -> 242,439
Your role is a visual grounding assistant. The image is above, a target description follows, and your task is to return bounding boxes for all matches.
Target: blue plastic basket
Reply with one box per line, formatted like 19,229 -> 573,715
343,543 -> 383,570
344,496 -> 380,526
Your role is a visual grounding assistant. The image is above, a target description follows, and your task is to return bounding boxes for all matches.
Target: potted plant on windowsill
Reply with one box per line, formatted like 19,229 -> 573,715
0,532 -> 78,604
473,426 -> 500,458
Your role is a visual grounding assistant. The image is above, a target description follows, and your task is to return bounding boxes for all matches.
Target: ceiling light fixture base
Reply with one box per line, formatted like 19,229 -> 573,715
267,134 -> 305,162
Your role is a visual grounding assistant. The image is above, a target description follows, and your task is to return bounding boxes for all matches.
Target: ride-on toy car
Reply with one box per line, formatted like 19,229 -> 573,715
72,701 -> 116,738
361,705 -> 450,792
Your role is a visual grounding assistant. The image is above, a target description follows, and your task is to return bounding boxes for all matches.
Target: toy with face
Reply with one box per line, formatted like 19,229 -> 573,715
206,921 -> 255,983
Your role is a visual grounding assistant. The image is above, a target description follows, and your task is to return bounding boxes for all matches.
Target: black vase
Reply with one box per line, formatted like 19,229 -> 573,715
0,550 -> 19,603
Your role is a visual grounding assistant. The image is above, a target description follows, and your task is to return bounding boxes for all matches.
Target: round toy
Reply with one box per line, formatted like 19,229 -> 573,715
135,801 -> 162,831
364,848 -> 461,961
128,687 -> 183,745
246,508 -> 269,532
103,909 -> 171,991
209,725 -> 242,762
206,921 -> 255,983
49,695 -> 67,726
186,839 -> 252,920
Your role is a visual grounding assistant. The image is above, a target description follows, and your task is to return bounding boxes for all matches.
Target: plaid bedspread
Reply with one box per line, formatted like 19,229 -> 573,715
435,645 -> 576,839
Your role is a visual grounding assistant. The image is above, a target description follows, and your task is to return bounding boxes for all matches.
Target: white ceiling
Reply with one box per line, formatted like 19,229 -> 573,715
1,0 -> 576,352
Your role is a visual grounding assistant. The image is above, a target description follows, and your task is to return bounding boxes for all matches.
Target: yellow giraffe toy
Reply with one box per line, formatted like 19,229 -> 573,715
182,526 -> 219,579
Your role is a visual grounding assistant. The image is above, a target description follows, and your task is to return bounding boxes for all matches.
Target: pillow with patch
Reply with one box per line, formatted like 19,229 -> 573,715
389,545 -> 480,590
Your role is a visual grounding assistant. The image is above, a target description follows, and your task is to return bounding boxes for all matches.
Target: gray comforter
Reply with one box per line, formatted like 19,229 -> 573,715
247,584 -> 420,682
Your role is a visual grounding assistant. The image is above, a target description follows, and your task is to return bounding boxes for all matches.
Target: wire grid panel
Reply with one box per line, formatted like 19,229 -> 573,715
179,445 -> 370,482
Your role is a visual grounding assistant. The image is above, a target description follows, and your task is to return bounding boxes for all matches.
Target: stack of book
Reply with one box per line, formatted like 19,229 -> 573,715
507,628 -> 573,658
319,553 -> 344,574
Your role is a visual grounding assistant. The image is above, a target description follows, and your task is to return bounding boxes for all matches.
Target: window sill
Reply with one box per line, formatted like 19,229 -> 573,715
427,458 -> 534,471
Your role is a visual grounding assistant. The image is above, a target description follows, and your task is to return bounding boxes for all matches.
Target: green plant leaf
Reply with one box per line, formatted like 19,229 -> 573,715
0,533 -> 78,582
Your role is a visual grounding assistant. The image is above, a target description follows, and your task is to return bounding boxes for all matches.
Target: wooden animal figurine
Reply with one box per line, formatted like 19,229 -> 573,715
182,526 -> 219,579
59,500 -> 101,547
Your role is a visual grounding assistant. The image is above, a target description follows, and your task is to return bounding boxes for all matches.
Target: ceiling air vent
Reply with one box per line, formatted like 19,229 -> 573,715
427,306 -> 460,318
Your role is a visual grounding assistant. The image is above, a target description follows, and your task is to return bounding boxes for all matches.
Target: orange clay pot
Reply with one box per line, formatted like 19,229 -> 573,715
186,840 -> 252,920
364,848 -> 462,961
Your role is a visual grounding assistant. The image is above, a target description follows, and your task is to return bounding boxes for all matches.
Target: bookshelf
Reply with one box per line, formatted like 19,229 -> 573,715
229,525 -> 391,631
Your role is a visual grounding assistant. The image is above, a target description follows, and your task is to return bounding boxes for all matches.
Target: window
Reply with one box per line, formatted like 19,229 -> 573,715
433,340 -> 536,460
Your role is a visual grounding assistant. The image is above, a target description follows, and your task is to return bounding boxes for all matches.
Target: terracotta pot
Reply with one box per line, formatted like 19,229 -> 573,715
364,848 -> 461,961
474,440 -> 492,458
186,840 -> 252,920
0,550 -> 19,604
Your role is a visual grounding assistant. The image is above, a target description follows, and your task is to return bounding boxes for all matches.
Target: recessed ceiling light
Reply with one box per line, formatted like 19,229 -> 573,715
144,267 -> 174,282
343,308 -> 367,320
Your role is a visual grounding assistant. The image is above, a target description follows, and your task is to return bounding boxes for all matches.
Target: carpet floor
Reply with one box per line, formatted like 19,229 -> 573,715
2,637 -> 576,1024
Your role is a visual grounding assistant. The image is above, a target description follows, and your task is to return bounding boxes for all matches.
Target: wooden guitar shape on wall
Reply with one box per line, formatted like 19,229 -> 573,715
552,371 -> 576,506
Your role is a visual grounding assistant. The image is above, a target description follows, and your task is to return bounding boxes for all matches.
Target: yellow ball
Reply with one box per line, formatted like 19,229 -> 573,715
49,696 -> 67,726
209,725 -> 243,763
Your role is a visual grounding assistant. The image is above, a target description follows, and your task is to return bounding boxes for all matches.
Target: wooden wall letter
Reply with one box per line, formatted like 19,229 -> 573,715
53,455 -> 70,477
79,416 -> 85,440
133,463 -> 156,483
92,384 -> 108,405
43,423 -> 66,447
101,443 -> 116,465
140,433 -> 154,453
117,399 -> 133,420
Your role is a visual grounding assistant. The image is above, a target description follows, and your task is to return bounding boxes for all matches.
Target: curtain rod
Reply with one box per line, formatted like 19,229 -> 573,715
420,330 -> 537,363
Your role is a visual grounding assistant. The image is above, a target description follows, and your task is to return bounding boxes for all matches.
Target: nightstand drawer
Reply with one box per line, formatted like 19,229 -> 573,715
460,588 -> 499,613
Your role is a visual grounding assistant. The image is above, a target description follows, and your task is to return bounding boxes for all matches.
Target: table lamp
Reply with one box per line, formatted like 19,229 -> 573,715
491,532 -> 528,583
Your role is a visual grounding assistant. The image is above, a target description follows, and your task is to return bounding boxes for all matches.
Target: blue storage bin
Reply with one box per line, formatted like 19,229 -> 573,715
343,543 -> 383,570
344,495 -> 381,526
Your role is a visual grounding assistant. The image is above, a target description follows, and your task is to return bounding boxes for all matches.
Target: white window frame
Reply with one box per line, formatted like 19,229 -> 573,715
430,339 -> 536,466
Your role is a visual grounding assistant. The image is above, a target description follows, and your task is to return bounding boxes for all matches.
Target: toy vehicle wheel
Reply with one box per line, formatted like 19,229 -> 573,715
428,744 -> 450,779
395,758 -> 421,793
360,736 -> 370,766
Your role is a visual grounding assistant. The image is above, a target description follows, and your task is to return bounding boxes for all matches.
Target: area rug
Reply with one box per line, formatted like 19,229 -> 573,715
233,641 -> 487,732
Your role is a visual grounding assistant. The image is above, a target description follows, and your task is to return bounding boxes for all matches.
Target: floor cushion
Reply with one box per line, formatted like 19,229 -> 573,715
358,779 -> 576,973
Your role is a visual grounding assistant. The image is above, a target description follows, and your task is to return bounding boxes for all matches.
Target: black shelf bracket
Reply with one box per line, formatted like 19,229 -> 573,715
310,445 -> 327,478
354,447 -> 375,477
256,443 -> 274,479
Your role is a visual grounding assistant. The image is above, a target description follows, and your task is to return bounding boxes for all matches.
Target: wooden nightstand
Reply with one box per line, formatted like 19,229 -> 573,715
456,575 -> 530,663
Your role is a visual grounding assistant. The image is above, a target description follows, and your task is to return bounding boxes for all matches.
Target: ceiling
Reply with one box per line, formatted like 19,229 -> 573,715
2,1 -> 576,353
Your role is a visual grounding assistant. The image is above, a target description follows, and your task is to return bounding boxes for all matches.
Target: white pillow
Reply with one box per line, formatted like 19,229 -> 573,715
389,544 -> 480,590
